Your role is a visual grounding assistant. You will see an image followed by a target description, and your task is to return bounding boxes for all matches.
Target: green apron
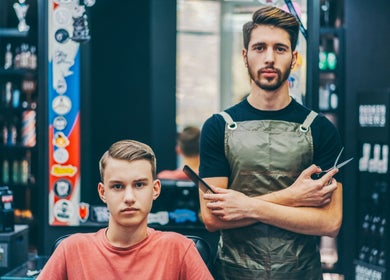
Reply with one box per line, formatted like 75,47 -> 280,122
214,111 -> 323,280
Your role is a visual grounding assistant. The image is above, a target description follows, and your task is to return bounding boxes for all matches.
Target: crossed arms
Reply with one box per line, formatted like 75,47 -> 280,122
199,164 -> 342,237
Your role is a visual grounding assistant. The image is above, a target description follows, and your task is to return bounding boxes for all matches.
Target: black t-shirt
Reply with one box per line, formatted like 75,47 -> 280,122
199,98 -> 342,179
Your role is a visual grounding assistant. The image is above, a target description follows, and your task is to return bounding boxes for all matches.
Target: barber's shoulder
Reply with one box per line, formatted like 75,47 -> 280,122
315,112 -> 339,132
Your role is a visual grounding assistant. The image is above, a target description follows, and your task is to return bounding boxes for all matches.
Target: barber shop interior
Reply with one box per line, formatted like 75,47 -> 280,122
0,0 -> 389,279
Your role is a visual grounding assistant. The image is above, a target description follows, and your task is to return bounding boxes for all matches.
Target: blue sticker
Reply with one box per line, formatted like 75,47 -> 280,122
55,28 -> 70,44
169,209 -> 197,223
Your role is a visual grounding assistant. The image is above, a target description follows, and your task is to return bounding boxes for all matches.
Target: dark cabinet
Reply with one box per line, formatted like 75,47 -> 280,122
0,0 -> 39,250
307,0 -> 346,276
354,90 -> 389,280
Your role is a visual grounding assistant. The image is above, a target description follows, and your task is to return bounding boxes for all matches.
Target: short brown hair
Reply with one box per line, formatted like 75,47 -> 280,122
177,126 -> 200,157
243,6 -> 299,51
99,140 -> 157,182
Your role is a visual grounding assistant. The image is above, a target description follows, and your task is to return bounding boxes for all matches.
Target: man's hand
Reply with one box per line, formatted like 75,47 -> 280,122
203,187 -> 255,222
286,164 -> 339,207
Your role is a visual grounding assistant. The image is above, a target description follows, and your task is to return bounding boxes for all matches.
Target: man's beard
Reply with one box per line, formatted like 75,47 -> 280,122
248,64 -> 291,91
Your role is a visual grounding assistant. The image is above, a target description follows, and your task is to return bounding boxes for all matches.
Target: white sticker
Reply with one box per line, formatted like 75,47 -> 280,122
53,116 -> 68,130
54,7 -> 72,26
52,95 -> 72,115
53,199 -> 74,223
53,147 -> 69,164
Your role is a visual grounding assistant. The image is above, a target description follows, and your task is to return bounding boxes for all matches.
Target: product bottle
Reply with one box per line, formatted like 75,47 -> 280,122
12,160 -> 19,184
2,124 -> 8,145
13,47 -> 21,69
4,43 -> 13,69
320,0 -> 330,26
29,46 -> 37,70
319,46 -> 328,70
20,159 -> 29,185
5,82 -> 12,107
12,89 -> 20,108
20,44 -> 29,69
328,83 -> 338,109
327,52 -> 337,70
7,124 -> 17,146
2,159 -> 9,184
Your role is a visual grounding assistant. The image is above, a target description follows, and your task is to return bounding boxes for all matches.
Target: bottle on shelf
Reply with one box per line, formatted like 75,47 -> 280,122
29,46 -> 37,70
327,52 -> 337,70
12,159 -> 19,185
12,89 -> 21,108
329,83 -> 338,110
4,43 -> 13,70
320,0 -> 336,27
2,159 -> 10,185
20,44 -> 29,69
20,158 -> 29,185
319,46 -> 328,71
5,82 -> 12,107
2,123 -> 8,145
320,0 -> 330,27
14,47 -> 21,69
7,122 -> 17,146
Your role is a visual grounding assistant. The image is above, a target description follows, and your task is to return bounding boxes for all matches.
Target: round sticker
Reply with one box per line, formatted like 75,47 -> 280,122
54,179 -> 72,198
55,29 -> 70,44
52,96 -> 72,115
53,116 -> 68,130
53,147 -> 69,164
54,7 -> 72,26
55,79 -> 67,94
53,199 -> 74,223
53,132 -> 70,148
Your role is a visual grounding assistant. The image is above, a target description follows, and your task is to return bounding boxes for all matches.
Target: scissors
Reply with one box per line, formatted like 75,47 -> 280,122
316,147 -> 354,176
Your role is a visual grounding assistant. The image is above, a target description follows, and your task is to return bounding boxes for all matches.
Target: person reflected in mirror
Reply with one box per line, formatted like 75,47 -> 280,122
158,125 -> 201,180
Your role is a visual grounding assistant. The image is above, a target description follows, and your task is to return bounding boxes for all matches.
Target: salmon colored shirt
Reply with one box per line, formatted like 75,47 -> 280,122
157,169 -> 190,180
37,228 -> 213,280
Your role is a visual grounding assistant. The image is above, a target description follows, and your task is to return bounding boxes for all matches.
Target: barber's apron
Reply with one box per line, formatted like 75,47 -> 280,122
214,111 -> 322,280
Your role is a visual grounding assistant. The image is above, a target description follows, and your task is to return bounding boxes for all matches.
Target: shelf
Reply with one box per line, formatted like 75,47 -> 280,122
320,70 -> 338,75
0,68 -> 36,76
0,106 -> 37,113
0,28 -> 28,38
6,182 -> 36,188
0,145 -> 36,152
320,27 -> 343,36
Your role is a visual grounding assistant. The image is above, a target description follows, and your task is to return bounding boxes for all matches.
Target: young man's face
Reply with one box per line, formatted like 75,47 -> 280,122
98,158 -> 160,229
243,24 -> 297,91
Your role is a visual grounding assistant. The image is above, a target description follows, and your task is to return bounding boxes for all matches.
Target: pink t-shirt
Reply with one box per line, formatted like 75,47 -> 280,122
37,228 -> 213,280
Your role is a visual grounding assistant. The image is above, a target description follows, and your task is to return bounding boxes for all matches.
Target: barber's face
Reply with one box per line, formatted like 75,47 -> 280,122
243,25 -> 297,91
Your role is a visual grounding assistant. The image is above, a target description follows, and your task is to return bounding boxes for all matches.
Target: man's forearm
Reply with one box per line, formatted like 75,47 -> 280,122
256,166 -> 339,207
250,184 -> 342,237
203,183 -> 342,236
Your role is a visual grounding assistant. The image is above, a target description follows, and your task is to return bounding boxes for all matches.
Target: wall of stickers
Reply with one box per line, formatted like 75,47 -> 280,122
48,0 -> 94,226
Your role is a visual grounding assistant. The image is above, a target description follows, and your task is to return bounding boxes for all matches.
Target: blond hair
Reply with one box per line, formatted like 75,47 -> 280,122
99,140 -> 157,182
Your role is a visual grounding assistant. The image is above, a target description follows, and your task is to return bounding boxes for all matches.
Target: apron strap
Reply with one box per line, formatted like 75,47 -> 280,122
300,111 -> 318,132
219,112 -> 237,130
220,111 -> 317,132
